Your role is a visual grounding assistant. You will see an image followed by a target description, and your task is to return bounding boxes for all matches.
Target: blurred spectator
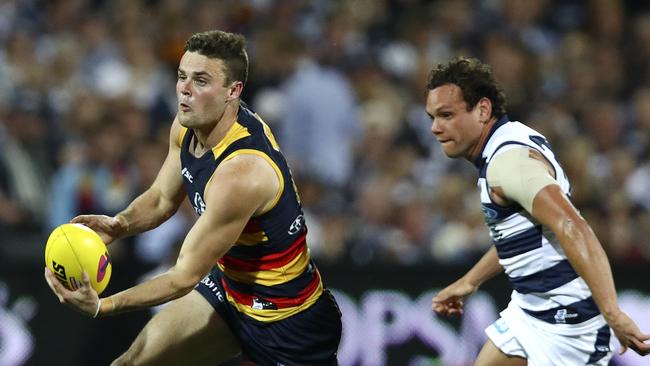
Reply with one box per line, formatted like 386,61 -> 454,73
276,33 -> 362,190
626,151 -> 650,211
48,121 -> 137,229
0,0 -> 648,267
0,108 -> 50,229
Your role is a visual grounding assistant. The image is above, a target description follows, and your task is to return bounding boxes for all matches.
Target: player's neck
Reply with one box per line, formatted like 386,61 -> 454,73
467,117 -> 497,162
194,101 -> 240,151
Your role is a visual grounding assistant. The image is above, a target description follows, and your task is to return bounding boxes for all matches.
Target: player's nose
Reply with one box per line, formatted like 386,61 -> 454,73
178,80 -> 191,97
431,118 -> 443,135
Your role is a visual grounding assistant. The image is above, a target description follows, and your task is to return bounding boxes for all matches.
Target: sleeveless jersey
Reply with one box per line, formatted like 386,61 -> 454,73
475,115 -> 606,335
179,102 -> 323,323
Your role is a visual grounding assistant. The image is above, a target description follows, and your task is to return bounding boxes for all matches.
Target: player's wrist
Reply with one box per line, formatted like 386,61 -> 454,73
600,306 -> 623,323
461,276 -> 480,292
97,296 -> 117,317
93,299 -> 101,318
114,214 -> 129,235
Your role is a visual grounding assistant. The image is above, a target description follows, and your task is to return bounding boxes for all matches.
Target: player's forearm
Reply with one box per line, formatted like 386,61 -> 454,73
115,186 -> 179,237
557,218 -> 620,320
462,246 -> 503,288
98,268 -> 199,315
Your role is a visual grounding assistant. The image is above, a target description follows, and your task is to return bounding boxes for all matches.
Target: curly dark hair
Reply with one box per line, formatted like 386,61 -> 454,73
185,30 -> 248,86
427,57 -> 507,119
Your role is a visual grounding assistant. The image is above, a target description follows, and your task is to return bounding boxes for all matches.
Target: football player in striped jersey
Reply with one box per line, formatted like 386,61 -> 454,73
428,58 -> 650,365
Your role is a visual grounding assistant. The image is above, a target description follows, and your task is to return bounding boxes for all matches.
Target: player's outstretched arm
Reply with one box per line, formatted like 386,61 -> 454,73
71,115 -> 186,244
94,153 -> 279,315
432,246 -> 502,316
46,153 -> 279,317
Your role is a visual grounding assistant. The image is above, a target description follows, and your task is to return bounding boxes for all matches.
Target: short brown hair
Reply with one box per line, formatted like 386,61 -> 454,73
185,30 -> 248,86
427,57 -> 507,119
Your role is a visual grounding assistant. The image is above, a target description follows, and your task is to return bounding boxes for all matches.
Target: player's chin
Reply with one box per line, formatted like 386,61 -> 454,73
178,115 -> 193,128
441,145 -> 463,158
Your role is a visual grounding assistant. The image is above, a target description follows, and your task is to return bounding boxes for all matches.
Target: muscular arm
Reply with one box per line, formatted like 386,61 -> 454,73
99,154 -> 280,314
489,146 -> 650,355
531,185 -> 619,316
488,147 -> 619,317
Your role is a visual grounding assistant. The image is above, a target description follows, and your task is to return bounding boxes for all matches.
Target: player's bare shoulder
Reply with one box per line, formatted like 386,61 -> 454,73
208,153 -> 281,215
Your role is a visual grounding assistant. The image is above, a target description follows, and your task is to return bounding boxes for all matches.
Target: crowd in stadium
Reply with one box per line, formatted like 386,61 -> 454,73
1,0 -> 649,269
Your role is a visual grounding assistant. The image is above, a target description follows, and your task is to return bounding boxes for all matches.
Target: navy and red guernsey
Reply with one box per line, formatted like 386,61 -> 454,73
178,102 -> 322,322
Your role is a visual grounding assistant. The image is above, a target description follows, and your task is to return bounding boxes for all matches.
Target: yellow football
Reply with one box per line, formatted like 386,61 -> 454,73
45,223 -> 112,295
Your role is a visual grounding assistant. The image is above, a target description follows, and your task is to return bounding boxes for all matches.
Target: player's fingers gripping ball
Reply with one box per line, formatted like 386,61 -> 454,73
45,223 -> 112,294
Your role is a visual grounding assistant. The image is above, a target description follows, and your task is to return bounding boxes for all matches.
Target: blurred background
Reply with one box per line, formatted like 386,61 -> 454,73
0,0 -> 649,365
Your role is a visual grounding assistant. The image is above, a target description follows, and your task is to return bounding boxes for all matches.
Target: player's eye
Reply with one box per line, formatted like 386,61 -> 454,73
195,79 -> 207,86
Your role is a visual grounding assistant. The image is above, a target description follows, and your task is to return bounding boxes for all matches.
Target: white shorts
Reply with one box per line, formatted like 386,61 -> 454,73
485,303 -> 616,366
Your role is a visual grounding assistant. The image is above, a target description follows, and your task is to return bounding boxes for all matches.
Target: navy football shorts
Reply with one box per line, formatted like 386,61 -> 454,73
195,268 -> 342,365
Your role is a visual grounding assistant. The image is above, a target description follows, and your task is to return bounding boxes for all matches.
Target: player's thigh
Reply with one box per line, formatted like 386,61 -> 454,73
475,339 -> 527,366
115,290 -> 240,366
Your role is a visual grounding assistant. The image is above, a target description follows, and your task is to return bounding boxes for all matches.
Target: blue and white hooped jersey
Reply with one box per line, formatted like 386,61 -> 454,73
475,116 -> 606,335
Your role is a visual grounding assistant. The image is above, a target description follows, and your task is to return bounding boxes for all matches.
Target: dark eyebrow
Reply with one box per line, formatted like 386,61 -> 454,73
177,69 -> 213,78
433,105 -> 452,114
191,71 -> 212,78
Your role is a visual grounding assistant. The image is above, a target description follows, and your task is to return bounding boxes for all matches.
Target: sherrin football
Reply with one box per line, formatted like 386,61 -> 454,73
45,223 -> 112,295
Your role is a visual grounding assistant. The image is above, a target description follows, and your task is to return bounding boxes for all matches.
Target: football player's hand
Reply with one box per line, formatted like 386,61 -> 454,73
606,310 -> 650,356
45,268 -> 100,317
70,215 -> 125,245
432,278 -> 478,316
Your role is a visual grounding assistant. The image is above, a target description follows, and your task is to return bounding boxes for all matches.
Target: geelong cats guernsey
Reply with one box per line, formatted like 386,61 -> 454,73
179,102 -> 323,323
475,115 -> 606,335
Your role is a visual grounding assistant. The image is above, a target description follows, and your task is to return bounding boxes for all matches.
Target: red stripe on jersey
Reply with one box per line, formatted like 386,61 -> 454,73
219,232 -> 307,272
222,269 -> 321,309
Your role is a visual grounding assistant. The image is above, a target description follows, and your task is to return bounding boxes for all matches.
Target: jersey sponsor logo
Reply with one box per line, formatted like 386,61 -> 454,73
193,192 -> 206,215
288,214 -> 304,235
481,205 -> 498,220
200,276 -> 215,288
200,276 -> 224,302
216,290 -> 224,302
494,318 -> 509,334
596,345 -> 610,352
554,309 -> 578,324
181,167 -> 194,183
251,297 -> 277,310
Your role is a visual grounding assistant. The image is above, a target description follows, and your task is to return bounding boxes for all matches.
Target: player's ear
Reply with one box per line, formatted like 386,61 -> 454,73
477,97 -> 493,124
227,81 -> 244,101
